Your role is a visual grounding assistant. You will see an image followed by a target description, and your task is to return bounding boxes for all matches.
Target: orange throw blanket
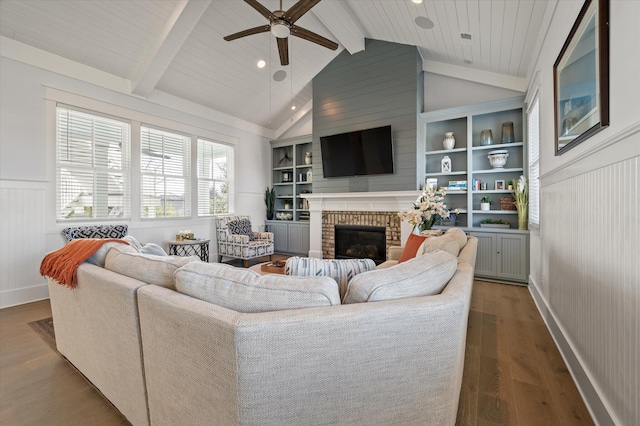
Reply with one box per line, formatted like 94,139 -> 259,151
40,238 -> 129,289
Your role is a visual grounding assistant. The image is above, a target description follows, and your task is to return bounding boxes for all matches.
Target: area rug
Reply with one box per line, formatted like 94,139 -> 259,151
28,316 -> 57,353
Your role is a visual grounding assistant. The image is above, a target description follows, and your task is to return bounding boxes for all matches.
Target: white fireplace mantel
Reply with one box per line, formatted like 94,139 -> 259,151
300,191 -> 420,258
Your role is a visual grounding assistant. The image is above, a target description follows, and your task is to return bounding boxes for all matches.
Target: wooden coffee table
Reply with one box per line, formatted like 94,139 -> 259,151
249,260 -> 286,275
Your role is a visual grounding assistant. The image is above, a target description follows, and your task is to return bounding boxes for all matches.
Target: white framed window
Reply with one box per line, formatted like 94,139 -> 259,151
56,106 -> 130,221
527,97 -> 540,226
197,139 -> 234,215
140,126 -> 191,218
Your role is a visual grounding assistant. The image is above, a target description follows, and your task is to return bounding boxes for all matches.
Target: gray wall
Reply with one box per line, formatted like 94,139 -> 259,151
312,39 -> 421,193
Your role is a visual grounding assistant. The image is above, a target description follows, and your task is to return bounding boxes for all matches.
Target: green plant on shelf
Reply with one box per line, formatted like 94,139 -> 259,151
481,219 -> 509,225
480,196 -> 493,204
264,186 -> 275,220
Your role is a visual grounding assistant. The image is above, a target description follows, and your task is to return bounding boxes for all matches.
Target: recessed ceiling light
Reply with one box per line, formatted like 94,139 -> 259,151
291,105 -> 296,111
257,59 -> 266,68
412,0 -> 423,4
415,16 -> 434,30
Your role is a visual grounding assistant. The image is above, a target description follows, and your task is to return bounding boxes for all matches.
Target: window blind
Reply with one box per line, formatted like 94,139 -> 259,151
197,139 -> 234,215
56,106 -> 130,221
140,126 -> 191,218
527,97 -> 540,225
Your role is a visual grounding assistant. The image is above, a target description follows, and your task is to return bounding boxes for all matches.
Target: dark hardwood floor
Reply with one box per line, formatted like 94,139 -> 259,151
0,280 -> 592,425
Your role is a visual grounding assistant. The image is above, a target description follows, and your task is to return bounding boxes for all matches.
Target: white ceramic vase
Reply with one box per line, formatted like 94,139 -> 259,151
443,132 -> 455,150
481,202 -> 491,211
304,152 -> 312,165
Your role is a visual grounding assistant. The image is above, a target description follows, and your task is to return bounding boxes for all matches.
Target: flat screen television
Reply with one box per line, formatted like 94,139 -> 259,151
320,125 -> 394,178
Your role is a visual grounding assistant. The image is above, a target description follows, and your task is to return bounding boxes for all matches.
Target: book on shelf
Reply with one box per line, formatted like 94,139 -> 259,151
446,180 -> 467,191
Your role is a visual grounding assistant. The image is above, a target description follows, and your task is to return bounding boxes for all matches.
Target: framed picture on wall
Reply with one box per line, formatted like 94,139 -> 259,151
554,0 -> 609,155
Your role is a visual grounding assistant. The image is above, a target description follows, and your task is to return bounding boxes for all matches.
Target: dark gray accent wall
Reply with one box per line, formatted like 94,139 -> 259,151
312,39 -> 422,193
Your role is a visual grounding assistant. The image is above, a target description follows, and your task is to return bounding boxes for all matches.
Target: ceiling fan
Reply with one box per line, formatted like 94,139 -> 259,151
223,0 -> 338,66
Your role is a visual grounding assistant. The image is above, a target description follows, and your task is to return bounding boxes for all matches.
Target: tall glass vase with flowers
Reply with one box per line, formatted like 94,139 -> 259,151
514,175 -> 528,230
399,187 -> 456,234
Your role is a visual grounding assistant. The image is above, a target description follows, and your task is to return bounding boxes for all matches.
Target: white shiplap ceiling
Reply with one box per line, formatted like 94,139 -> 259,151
0,0 -> 549,135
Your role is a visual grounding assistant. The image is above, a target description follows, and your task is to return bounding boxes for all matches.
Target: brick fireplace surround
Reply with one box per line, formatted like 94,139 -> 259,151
322,211 -> 401,259
300,191 -> 419,259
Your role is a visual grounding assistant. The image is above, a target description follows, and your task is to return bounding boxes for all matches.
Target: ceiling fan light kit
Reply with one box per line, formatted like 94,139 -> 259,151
224,0 -> 338,66
270,20 -> 291,38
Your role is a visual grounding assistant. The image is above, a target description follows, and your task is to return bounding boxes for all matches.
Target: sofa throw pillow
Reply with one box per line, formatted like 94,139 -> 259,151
398,234 -> 428,263
285,257 -> 376,299
62,224 -> 128,242
343,250 -> 457,304
105,250 -> 199,289
174,262 -> 340,313
122,235 -> 144,251
121,235 -> 167,256
85,241 -> 137,267
228,219 -> 254,241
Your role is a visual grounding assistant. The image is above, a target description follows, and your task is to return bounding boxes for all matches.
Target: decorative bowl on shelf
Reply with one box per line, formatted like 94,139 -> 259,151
487,150 -> 509,169
276,212 -> 293,220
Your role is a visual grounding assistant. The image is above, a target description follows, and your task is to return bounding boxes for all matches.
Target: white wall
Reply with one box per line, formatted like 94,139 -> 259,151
277,111 -> 312,140
0,56 -> 271,308
528,1 -> 640,425
424,72 -> 524,113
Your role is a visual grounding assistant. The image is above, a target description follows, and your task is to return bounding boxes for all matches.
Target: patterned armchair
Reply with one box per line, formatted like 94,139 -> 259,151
215,215 -> 274,267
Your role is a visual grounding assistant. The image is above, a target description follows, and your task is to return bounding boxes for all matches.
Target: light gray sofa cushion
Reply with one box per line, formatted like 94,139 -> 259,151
105,249 -> 199,289
420,236 -> 461,257
343,250 -> 458,304
285,257 -> 376,299
420,228 -> 468,257
444,227 -> 468,250
174,262 -> 340,313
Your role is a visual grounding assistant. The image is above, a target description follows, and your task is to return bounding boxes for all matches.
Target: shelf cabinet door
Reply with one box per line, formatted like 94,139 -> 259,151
270,222 -> 289,253
470,231 -> 529,283
288,223 -> 310,255
470,232 -> 497,277
496,234 -> 528,282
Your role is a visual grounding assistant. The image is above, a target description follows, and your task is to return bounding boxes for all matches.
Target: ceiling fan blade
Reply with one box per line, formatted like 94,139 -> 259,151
291,25 -> 338,50
284,0 -> 321,24
277,37 -> 289,66
244,0 -> 276,20
223,25 -> 270,41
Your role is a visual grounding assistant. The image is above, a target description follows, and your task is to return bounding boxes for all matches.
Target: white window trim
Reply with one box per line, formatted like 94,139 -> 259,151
55,104 -> 132,222
44,87 -> 239,233
196,138 -> 235,216
140,125 -> 192,219
526,78 -> 541,229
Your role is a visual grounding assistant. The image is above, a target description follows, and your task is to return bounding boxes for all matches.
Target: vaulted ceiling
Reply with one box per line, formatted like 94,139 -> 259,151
0,0 -> 550,137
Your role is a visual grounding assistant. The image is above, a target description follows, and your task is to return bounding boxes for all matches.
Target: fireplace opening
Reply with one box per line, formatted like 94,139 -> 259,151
335,225 -> 386,264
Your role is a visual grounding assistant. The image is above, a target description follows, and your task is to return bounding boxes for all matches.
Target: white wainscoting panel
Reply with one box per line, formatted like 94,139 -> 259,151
542,155 -> 638,426
0,180 -> 48,308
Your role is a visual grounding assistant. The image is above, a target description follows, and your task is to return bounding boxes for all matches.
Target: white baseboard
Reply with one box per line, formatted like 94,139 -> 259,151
528,278 -> 616,426
0,284 -> 49,309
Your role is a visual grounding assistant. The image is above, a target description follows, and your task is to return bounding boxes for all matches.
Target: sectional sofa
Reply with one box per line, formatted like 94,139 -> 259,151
47,232 -> 477,426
